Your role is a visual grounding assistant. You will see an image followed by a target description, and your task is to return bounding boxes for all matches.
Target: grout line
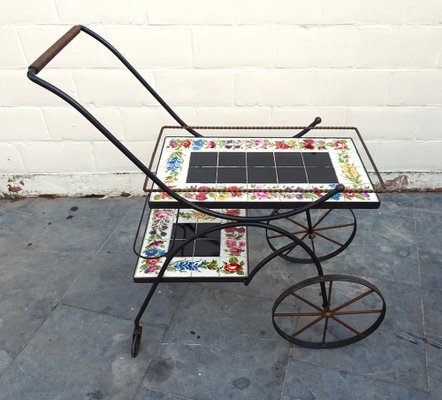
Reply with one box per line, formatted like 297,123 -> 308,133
289,357 -> 430,394
412,196 -> 432,397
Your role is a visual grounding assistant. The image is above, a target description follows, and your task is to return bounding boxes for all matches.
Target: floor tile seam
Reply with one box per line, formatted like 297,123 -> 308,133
162,282 -> 192,332
0,302 -> 62,381
88,204 -> 137,262
288,356 -> 430,393
138,385 -> 195,400
279,349 -> 295,400
412,196 -> 432,394
59,206 -> 138,302
59,302 -> 167,330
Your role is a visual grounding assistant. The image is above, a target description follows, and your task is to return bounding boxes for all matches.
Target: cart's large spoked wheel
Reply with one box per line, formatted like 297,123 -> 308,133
272,274 -> 386,348
266,209 -> 357,263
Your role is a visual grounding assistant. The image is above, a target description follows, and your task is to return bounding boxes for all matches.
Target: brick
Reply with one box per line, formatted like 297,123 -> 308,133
389,71 -> 442,106
274,27 -> 358,68
234,0 -> 320,24
235,70 -> 312,106
354,28 -> 442,68
1,71 -> 76,106
92,141 -> 153,172
73,70 -> 157,107
272,107 -> 346,126
0,144 -> 26,173
103,27 -> 193,68
368,140 -> 442,171
0,108 -> 49,141
155,70 -> 234,106
0,29 -> 26,68
196,107 -> 271,125
120,107 -> 196,141
19,27 -> 112,69
193,27 -> 273,67
321,0 -> 408,24
43,107 -> 122,141
275,27 -> 441,68
147,0 -> 235,24
417,108 -> 442,141
311,70 -> 391,106
346,108 -> 419,140
406,0 -> 442,24
18,142 -> 95,173
0,0 -> 58,24
55,0 -> 146,24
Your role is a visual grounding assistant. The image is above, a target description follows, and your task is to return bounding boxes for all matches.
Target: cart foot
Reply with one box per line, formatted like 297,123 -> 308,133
131,325 -> 142,358
266,209 -> 357,263
272,274 -> 386,348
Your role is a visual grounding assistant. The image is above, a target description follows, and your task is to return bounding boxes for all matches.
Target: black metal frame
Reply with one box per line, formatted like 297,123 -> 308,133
27,25 -> 386,357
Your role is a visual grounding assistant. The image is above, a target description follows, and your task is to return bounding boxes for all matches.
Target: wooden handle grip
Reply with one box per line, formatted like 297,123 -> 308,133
29,25 -> 82,73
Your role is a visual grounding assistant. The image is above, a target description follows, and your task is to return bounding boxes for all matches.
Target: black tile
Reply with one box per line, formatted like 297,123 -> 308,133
189,152 -> 217,167
168,240 -> 194,257
186,167 -> 217,183
302,152 -> 333,167
276,167 -> 308,184
171,223 -> 197,240
217,167 -> 247,183
196,223 -> 221,240
194,239 -> 220,257
247,152 -> 275,166
306,167 -> 338,183
218,152 -> 246,166
274,152 -> 303,167
248,167 -> 277,183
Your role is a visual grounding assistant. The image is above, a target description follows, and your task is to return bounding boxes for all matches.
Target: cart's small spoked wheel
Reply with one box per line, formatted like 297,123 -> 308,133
272,274 -> 386,348
131,326 -> 142,358
266,209 -> 357,263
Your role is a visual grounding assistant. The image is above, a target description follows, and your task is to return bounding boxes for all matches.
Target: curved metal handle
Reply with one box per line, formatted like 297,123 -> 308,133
29,25 -> 82,73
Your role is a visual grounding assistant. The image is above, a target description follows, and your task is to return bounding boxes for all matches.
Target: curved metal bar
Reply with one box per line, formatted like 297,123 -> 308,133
133,219 -> 327,325
79,26 -> 202,138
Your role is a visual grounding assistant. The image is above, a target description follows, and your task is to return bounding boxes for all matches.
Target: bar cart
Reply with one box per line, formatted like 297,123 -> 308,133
27,26 -> 387,358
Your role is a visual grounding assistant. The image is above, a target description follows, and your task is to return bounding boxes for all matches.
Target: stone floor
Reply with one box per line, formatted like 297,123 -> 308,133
0,194 -> 440,400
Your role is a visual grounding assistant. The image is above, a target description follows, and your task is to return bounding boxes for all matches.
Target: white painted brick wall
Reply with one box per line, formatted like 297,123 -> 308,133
0,0 -> 441,196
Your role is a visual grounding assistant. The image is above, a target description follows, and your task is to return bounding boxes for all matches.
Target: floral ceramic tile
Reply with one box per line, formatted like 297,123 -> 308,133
134,207 -> 249,281
248,184 -> 281,202
150,136 -> 379,207
278,184 -> 315,202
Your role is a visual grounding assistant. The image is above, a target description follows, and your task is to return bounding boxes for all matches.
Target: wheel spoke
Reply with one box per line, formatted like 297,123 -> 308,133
291,292 -> 323,312
268,229 -> 307,239
286,216 -> 308,230
274,311 -> 322,317
334,309 -> 383,316
330,316 -> 362,336
314,223 -> 355,232
314,231 -> 344,247
331,289 -> 375,313
322,317 -> 330,343
313,209 -> 332,228
289,316 -> 324,339
284,233 -> 308,255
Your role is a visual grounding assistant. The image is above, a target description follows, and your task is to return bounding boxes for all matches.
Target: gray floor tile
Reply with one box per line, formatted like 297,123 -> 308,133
413,193 -> 442,214
142,285 -> 291,400
414,211 -> 442,256
135,388 -> 193,400
290,279 -> 428,390
282,359 -> 428,400
0,349 -> 13,376
0,249 -> 85,354
0,198 -> 133,260
427,335 -> 442,400
0,305 -> 163,400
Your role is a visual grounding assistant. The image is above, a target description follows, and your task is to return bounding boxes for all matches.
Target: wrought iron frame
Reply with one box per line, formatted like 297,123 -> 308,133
27,25 -> 387,358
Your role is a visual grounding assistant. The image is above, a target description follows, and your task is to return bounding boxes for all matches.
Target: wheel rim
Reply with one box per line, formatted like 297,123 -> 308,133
266,209 -> 357,263
272,274 -> 386,348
